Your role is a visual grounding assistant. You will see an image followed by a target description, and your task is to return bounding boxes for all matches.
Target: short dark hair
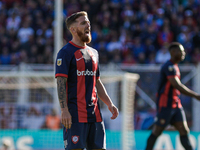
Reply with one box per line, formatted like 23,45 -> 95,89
168,42 -> 182,52
65,11 -> 88,30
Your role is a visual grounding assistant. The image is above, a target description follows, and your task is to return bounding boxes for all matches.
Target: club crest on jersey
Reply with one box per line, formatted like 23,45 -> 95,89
72,135 -> 79,144
160,119 -> 166,125
57,59 -> 62,66
168,65 -> 174,71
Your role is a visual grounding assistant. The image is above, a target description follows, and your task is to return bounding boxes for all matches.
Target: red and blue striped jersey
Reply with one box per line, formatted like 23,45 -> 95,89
157,60 -> 182,110
55,41 -> 102,123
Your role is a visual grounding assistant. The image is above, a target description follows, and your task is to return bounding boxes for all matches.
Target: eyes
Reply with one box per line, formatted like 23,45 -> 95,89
80,21 -> 90,26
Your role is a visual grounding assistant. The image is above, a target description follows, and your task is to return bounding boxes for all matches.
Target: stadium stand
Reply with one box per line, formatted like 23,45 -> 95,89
0,0 -> 200,65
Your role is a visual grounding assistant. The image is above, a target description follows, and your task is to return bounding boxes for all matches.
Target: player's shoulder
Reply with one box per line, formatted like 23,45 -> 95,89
87,45 -> 96,51
87,45 -> 98,54
161,60 -> 176,72
57,42 -> 78,56
162,60 -> 173,68
60,43 -> 76,52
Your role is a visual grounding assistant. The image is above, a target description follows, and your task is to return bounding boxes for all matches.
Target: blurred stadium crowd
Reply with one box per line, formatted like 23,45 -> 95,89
1,0 -> 200,65
0,103 -> 61,130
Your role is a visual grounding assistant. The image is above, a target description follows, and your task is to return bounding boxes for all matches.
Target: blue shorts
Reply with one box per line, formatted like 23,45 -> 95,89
155,107 -> 186,127
63,121 -> 106,150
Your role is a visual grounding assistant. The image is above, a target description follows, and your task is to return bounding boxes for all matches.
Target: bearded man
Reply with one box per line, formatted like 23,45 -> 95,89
55,11 -> 119,150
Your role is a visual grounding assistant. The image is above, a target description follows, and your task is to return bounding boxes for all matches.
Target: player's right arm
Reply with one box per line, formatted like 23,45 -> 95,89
168,76 -> 200,100
57,76 -> 72,129
96,79 -> 119,119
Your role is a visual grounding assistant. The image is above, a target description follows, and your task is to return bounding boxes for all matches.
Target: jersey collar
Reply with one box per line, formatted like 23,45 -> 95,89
169,59 -> 177,65
69,41 -> 87,49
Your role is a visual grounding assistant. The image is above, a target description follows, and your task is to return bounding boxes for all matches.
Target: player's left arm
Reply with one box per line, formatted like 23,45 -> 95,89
168,76 -> 200,100
96,79 -> 119,119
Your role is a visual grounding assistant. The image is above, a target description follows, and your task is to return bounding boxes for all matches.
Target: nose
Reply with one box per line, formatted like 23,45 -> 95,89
86,22 -> 90,28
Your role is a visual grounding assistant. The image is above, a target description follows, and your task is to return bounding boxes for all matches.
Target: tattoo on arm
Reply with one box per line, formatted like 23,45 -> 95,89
60,101 -> 65,108
57,77 -> 67,109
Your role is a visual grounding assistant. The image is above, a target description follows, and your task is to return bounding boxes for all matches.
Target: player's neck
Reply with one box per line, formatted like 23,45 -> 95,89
170,58 -> 178,64
71,38 -> 86,47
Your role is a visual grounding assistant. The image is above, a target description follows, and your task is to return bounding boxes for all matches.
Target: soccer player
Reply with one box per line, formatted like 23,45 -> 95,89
55,11 -> 119,150
145,42 -> 200,150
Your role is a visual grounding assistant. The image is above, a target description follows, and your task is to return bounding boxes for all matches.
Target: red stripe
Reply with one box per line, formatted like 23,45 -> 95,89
172,89 -> 177,108
172,89 -> 182,108
174,65 -> 180,79
172,65 -> 182,108
69,41 -> 86,49
87,49 -> 102,122
159,81 -> 171,109
74,50 -> 87,122
55,73 -> 68,78
167,75 -> 176,79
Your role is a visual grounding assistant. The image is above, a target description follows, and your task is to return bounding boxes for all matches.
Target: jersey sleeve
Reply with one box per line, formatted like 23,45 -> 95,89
164,64 -> 177,79
55,50 -> 71,78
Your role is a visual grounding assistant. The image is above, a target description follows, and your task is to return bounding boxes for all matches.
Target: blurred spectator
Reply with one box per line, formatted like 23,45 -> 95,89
147,52 -> 156,64
28,45 -> 38,63
107,36 -> 123,52
17,22 -> 34,44
192,47 -> 200,65
98,41 -> 109,64
132,37 -> 145,60
141,25 -> 157,46
107,32 -> 123,62
122,52 -> 136,65
23,106 -> 45,130
0,47 -> 12,65
155,8 -> 165,28
192,26 -> 200,48
0,105 -> 15,129
157,25 -> 173,47
155,43 -> 171,64
43,45 -> 54,64
44,108 -> 61,130
144,38 -> 156,60
6,11 -> 21,31
177,26 -> 191,45
137,52 -> 146,64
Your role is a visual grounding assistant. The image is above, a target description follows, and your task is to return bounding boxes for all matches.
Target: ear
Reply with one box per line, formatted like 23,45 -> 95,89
70,26 -> 76,34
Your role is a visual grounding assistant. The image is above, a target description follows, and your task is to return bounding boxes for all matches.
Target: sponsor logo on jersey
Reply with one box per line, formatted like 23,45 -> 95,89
72,135 -> 79,144
57,59 -> 62,66
76,57 -> 83,61
77,69 -> 96,76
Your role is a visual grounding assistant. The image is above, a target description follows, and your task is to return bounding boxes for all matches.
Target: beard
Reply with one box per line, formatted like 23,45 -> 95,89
77,29 -> 92,44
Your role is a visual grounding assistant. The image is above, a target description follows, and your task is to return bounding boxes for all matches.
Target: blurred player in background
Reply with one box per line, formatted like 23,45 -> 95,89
55,11 -> 119,150
145,42 -> 200,150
